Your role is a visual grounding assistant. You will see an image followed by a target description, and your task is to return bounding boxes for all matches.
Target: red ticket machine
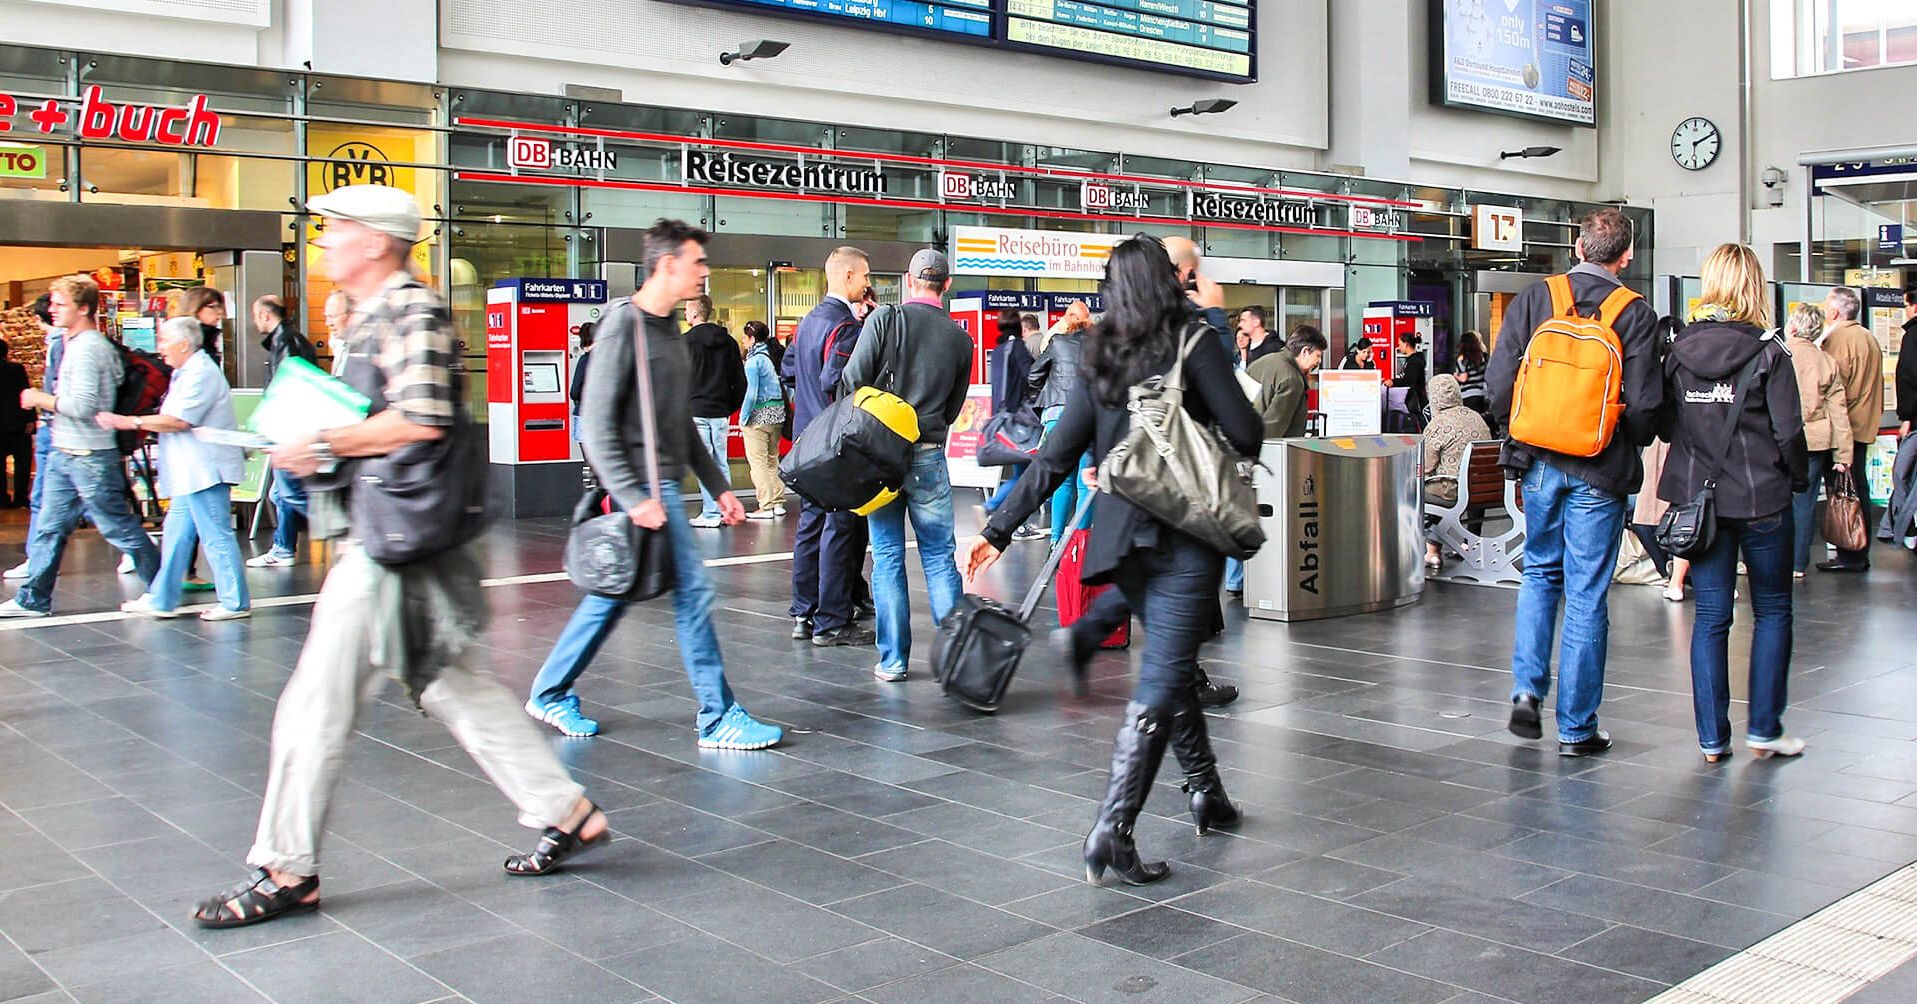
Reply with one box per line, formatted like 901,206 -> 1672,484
949,290 -> 1104,382
486,278 -> 608,517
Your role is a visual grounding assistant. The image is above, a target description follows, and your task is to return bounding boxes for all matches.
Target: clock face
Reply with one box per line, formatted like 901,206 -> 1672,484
1671,117 -> 1722,171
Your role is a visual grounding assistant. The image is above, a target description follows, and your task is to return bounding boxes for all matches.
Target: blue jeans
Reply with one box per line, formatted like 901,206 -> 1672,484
1690,511 -> 1794,752
1509,461 -> 1626,743
25,423 -> 51,540
15,449 -> 160,612
269,469 -> 308,555
984,464 -> 1024,512
869,446 -> 964,672
1043,419 -> 1093,543
1111,532 -> 1221,709
150,484 -> 249,612
529,481 -> 736,732
692,416 -> 729,519
1790,450 -> 1833,573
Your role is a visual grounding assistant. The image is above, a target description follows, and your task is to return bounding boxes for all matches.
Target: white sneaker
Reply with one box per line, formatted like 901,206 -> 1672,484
689,514 -> 724,529
0,598 -> 49,618
199,607 -> 251,622
1748,735 -> 1806,759
246,551 -> 295,568
773,505 -> 787,516
117,554 -> 135,574
120,594 -> 186,619
3,559 -> 28,580
747,509 -> 778,521
1662,584 -> 1685,602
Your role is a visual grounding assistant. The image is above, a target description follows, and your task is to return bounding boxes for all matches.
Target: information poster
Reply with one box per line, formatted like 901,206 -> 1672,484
1433,0 -> 1596,126
1318,370 -> 1384,437
945,384 -> 1003,491
1867,289 -> 1904,415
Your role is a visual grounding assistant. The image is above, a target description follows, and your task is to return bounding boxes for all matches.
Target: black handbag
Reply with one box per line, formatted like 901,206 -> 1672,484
975,406 -> 1045,468
1656,353 -> 1763,561
563,309 -> 675,602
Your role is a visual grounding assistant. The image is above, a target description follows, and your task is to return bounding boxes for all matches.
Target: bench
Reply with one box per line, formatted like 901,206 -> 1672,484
1428,440 -> 1525,587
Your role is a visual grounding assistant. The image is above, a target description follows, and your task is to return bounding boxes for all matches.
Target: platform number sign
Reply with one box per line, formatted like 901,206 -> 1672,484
1471,205 -> 1524,253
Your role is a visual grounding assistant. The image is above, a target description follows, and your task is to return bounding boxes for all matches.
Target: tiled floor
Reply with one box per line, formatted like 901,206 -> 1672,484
3,502 -> 1917,1004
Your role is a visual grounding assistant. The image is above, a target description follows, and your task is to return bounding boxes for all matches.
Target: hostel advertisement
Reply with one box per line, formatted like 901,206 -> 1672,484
1436,0 -> 1596,126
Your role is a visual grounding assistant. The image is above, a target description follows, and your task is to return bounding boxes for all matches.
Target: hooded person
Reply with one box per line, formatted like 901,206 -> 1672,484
1421,374 -> 1491,570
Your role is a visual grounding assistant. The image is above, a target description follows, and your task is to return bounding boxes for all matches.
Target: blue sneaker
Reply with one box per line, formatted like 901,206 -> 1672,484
526,695 -> 599,738
697,705 -> 783,750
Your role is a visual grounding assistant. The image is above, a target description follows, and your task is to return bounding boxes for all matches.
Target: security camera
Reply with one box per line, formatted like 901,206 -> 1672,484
1760,166 -> 1787,208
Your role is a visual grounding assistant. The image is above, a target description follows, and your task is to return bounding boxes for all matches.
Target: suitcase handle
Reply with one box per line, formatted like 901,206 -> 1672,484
1015,491 -> 1097,623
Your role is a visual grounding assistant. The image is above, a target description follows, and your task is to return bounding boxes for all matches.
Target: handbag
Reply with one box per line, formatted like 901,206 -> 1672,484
1821,467 -> 1870,553
563,309 -> 676,602
1098,318 -> 1265,560
976,406 -> 1044,467
1655,353 -> 1763,561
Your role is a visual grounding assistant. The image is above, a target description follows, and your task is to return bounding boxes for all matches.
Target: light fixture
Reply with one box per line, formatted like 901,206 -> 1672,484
1170,99 -> 1237,118
1499,146 -> 1563,160
720,40 -> 791,66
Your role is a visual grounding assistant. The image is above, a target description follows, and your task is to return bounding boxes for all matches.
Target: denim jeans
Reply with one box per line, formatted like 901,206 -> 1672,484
150,484 -> 250,612
1690,511 -> 1794,752
984,464 -> 1024,513
25,423 -> 50,541
1042,419 -> 1094,543
1110,532 -> 1221,709
869,446 -> 964,672
269,469 -> 309,556
15,449 -> 160,612
789,499 -> 861,634
692,416 -> 729,519
1790,450 -> 1833,573
529,481 -> 736,732
1509,460 -> 1626,742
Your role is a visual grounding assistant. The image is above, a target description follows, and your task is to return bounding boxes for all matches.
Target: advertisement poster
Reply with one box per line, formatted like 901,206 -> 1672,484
1318,370 -> 1384,437
1435,0 -> 1596,127
945,384 -> 1002,491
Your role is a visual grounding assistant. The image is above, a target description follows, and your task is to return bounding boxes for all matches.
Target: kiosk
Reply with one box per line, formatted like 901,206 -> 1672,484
486,278 -> 607,517
1242,436 -> 1424,622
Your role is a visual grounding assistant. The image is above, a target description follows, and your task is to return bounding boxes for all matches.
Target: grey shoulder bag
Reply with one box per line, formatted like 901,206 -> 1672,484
564,307 -> 675,601
1098,319 -> 1266,560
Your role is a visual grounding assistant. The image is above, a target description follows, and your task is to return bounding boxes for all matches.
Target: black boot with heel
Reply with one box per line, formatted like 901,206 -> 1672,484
1083,702 -> 1174,886
1171,689 -> 1241,835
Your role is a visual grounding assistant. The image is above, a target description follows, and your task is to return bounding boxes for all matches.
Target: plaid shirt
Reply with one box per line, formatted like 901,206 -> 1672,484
340,269 -> 461,427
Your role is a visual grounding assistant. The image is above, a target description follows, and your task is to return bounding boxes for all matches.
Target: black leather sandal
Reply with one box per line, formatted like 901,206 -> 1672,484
191,868 -> 320,929
503,804 -> 608,876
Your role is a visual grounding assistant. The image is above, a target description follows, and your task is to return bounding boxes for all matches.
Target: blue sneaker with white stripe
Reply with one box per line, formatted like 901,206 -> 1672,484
525,695 -> 599,738
697,705 -> 783,750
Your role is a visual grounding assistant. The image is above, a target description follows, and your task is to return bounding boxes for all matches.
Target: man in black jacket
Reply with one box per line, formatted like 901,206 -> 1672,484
253,295 -> 316,386
248,295 -> 320,567
684,295 -> 745,528
1485,208 -> 1661,758
0,340 -> 28,508
1882,290 -> 1917,544
840,249 -> 971,682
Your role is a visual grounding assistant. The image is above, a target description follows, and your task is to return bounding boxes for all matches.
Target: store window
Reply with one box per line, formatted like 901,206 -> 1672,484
0,143 -> 65,200
1777,0 -> 1917,76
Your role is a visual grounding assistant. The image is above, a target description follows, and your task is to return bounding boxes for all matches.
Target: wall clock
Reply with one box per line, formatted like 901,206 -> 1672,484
1671,117 -> 1722,171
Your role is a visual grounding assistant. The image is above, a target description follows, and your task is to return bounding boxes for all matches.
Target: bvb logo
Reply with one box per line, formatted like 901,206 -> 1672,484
323,142 -> 392,192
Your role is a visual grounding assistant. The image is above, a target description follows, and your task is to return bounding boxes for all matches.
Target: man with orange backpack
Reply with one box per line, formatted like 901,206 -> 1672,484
1485,208 -> 1663,757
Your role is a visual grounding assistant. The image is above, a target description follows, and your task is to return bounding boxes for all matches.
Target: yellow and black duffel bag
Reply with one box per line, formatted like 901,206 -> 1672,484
779,383 -> 920,515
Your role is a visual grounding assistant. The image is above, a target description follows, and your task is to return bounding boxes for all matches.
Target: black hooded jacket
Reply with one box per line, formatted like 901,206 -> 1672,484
1656,321 -> 1808,521
685,322 -> 747,419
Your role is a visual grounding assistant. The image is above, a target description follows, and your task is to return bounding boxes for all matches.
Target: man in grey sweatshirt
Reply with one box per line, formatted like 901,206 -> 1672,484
2,275 -> 160,617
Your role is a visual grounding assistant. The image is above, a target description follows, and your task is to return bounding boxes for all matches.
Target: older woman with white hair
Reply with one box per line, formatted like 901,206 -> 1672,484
98,316 -> 251,620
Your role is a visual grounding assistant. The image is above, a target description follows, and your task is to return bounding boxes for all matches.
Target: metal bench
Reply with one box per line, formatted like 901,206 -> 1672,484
1429,440 -> 1525,587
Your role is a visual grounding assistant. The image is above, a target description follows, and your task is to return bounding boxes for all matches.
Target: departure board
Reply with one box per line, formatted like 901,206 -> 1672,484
671,0 -> 1256,81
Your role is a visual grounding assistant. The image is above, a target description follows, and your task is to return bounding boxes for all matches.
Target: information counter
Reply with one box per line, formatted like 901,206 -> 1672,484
1242,436 -> 1424,622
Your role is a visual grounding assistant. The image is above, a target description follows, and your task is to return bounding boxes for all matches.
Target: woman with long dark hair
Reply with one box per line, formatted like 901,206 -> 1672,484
962,235 -> 1262,886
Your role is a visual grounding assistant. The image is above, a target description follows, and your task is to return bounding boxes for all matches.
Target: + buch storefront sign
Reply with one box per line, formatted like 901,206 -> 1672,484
451,115 -> 1424,244
0,86 -> 222,146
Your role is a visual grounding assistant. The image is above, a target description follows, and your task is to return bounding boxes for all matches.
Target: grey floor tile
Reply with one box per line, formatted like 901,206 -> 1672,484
790,936 -> 960,993
1173,932 -> 1457,1004
859,963 -> 1060,1004
600,930 -> 841,1004
1170,879 -> 1431,957
698,838 -> 904,906
653,884 -> 884,963
32,927 -> 205,989
976,932 -> 1261,1004
603,802 -> 773,857
999,883 -> 1151,929
1518,873 -> 1796,950
320,880 -> 520,959
1348,878 -> 1613,954
1331,832 -> 1573,899
1366,928 -> 1666,1004
738,801 -> 926,858
411,934 -> 650,1004
1497,830 -> 1736,892
860,838 -> 1075,906
0,877 -> 171,956
1845,953 -> 1917,1004
67,960 -> 268,1003
0,939 -> 56,1002
883,802 -> 1079,859
16,797 -> 167,852
1255,855 -> 1406,899
828,884 -> 1055,961
1556,924 -> 1735,985
221,929 -> 450,1004
465,880 -> 698,961
1076,906 -> 1242,961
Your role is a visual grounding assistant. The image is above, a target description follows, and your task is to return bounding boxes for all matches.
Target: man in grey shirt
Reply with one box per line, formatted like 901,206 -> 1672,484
3,274 -> 160,617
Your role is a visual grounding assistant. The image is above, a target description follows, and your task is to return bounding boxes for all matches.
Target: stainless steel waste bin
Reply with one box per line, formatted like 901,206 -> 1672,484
1243,436 -> 1424,622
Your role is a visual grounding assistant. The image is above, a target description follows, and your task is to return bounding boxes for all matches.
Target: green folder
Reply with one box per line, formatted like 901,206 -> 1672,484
248,356 -> 373,444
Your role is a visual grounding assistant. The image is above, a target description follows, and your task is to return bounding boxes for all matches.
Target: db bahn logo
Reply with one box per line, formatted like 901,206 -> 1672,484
508,136 -> 616,171
940,170 -> 1014,201
322,142 -> 391,191
509,137 -> 553,170
1081,182 -> 1150,213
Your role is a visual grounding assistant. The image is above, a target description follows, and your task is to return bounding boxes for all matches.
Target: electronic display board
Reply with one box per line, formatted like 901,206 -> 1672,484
1429,0 -> 1595,127
671,0 -> 1256,81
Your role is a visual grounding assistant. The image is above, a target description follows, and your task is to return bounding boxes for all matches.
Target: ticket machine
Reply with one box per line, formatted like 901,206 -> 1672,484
486,278 -> 608,517
949,290 -> 1104,382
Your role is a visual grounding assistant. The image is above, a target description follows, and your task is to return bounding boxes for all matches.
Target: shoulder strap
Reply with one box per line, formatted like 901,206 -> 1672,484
1163,316 -> 1209,394
624,303 -> 665,500
1698,352 -> 1765,489
1545,275 -> 1577,318
1595,286 -> 1642,328
1015,489 -> 1097,622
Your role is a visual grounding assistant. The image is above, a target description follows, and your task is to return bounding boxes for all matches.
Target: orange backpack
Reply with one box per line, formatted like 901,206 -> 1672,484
1507,275 -> 1641,458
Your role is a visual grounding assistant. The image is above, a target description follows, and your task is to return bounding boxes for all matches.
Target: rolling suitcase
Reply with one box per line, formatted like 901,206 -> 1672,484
1055,528 -> 1129,649
932,493 -> 1094,714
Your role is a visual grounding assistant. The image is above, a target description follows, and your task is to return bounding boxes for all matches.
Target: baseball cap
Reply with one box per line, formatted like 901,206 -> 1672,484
909,248 -> 950,281
307,185 -> 424,244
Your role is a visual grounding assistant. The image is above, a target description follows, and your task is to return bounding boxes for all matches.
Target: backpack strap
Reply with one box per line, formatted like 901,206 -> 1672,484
1595,286 -> 1643,328
1545,275 -> 1577,318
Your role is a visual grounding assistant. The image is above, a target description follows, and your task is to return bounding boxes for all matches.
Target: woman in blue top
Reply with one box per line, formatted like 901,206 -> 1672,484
739,321 -> 788,519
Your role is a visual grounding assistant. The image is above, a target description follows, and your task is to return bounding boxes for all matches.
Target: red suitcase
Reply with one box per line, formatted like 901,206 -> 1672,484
1055,529 -> 1129,649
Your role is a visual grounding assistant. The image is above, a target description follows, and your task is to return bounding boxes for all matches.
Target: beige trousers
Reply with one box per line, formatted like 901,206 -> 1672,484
742,424 -> 785,511
247,546 -> 584,877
